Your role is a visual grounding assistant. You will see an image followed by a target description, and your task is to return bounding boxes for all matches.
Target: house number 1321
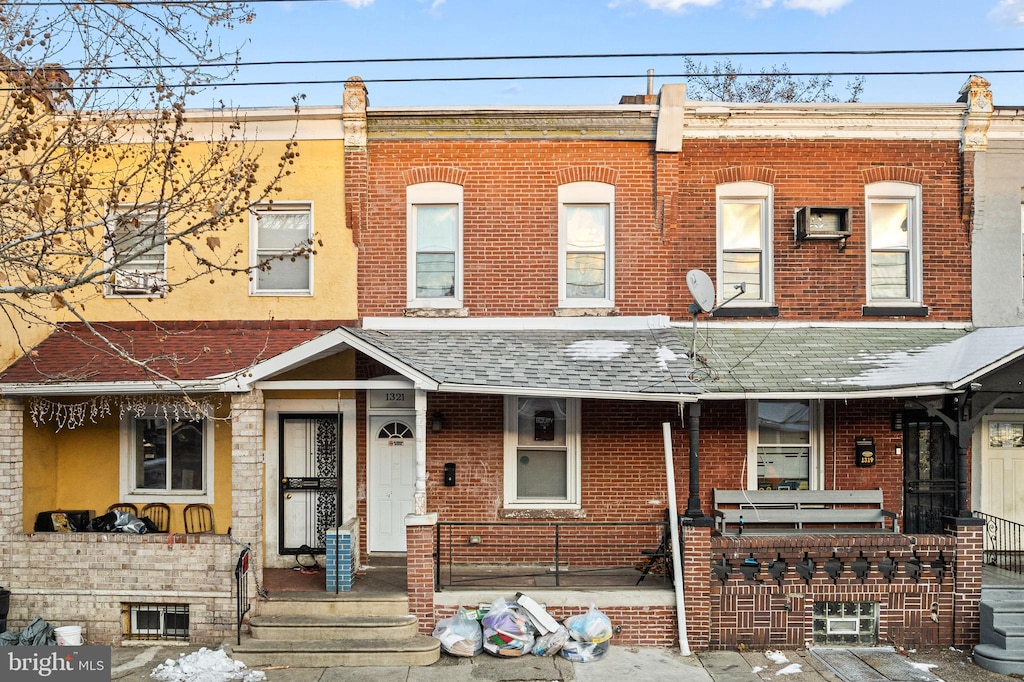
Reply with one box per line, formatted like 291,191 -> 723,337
386,392 -> 406,402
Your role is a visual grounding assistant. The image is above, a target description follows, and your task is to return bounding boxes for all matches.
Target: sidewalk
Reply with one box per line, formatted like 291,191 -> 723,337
106,644 -> 843,682
109,643 -> 1008,682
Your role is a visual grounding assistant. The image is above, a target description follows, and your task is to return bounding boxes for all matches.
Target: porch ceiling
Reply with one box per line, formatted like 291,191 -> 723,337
345,326 -> 701,401
683,324 -> 1024,397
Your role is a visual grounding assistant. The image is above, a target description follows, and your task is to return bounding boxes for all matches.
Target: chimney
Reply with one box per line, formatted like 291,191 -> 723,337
619,69 -> 658,105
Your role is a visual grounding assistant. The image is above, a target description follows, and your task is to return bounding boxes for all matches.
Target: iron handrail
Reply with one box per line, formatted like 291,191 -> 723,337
234,547 -> 251,645
434,519 -> 669,591
974,510 -> 1024,574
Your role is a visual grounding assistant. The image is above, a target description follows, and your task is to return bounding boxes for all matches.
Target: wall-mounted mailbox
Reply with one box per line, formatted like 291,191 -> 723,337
795,207 -> 852,248
855,436 -> 876,467
443,462 -> 456,487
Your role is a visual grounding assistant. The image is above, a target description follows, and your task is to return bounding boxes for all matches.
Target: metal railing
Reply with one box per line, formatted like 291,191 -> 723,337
974,511 -> 1024,574
434,519 -> 669,591
234,547 -> 251,645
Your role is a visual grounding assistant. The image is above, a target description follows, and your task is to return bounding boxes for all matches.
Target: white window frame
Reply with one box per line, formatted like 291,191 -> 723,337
249,202 -> 314,296
865,181 -> 923,306
106,207 -> 167,298
716,181 -> 773,306
1019,203 -> 1023,300
558,182 -> 615,308
407,182 -> 463,309
503,395 -> 581,509
746,399 -> 823,491
118,409 -> 215,504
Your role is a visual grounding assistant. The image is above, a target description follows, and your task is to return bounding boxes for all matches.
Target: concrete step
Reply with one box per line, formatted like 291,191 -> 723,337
980,624 -> 1024,651
255,593 -> 409,618
248,614 -> 419,641
982,587 -> 1024,602
974,643 -> 1024,676
226,635 -> 440,668
981,601 -> 1024,632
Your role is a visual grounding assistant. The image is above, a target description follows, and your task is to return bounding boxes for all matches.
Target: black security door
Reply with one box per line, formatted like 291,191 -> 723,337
903,412 -> 957,534
279,415 -> 341,554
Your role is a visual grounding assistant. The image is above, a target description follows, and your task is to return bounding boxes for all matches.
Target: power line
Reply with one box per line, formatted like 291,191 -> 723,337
11,68 -> 1023,92
16,46 -> 1024,73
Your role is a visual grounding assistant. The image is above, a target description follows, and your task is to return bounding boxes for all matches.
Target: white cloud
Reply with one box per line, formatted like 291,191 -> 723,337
781,0 -> 852,14
621,0 -> 722,11
626,0 -> 850,13
339,0 -> 374,7
990,0 -> 1024,25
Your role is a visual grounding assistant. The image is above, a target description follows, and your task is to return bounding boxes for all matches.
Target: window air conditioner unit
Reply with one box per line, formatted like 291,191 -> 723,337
795,207 -> 852,248
113,270 -> 163,294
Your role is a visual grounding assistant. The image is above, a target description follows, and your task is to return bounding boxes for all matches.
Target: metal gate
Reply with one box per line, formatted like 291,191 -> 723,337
279,415 -> 340,554
903,412 -> 956,534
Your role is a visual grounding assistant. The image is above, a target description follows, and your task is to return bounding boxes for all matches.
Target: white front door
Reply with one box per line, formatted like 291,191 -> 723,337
368,417 -> 416,552
982,416 -> 1024,525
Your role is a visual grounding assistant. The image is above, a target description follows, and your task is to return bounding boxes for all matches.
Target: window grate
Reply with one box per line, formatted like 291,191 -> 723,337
122,603 -> 190,641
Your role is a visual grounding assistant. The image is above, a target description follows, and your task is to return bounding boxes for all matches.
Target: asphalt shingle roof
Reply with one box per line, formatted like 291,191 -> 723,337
0,321 -> 344,384
683,325 -> 976,394
347,326 -> 700,397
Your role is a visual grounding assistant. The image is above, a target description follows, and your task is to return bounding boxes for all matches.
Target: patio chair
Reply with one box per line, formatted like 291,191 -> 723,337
107,502 -> 139,517
183,504 -> 214,534
636,509 -> 673,585
141,503 -> 170,533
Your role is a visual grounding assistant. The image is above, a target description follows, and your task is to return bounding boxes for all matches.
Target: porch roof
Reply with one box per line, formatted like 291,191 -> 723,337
343,323 -> 701,401
0,320 -> 345,393
684,324 -> 1024,398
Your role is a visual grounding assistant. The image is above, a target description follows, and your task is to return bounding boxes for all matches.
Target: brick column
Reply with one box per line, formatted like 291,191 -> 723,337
947,516 -> 985,646
0,398 -> 24,580
406,513 -> 437,634
231,390 -> 265,601
682,524 -> 712,651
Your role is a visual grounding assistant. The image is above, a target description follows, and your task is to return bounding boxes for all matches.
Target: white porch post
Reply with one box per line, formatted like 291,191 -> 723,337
414,388 -> 428,515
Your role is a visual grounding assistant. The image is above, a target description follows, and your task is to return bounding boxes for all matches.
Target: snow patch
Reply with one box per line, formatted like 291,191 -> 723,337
765,650 -> 789,664
563,339 -> 630,361
910,661 -> 938,673
776,663 -> 803,675
150,647 -> 266,682
655,345 -> 678,370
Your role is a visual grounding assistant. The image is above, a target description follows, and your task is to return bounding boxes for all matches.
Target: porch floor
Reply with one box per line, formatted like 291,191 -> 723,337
262,559 -> 672,596
983,564 -> 1024,588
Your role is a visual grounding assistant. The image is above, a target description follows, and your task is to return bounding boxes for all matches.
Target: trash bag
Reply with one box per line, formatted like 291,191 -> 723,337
559,604 -> 613,662
532,624 -> 568,656
92,510 -> 147,533
0,616 -> 55,646
113,510 -> 147,534
481,597 -> 534,657
432,608 -> 482,657
560,639 -> 610,662
90,512 -> 117,532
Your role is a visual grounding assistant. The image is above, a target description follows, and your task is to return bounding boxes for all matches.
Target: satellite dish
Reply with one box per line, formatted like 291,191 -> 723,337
686,269 -> 715,313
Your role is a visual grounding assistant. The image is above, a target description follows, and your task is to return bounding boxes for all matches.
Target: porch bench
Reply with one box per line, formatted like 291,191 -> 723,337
712,488 -> 899,535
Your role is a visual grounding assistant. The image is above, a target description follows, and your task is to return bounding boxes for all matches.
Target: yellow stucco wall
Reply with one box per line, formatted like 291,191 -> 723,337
0,108 -> 356,371
23,399 -> 234,535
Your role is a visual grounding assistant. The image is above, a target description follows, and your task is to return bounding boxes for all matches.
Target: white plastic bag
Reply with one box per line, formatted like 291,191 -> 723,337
532,624 -> 568,656
560,604 -> 613,662
481,597 -> 534,657
431,608 -> 482,657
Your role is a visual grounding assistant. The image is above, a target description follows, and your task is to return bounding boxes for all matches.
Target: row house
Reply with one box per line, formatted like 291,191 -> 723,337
0,73 -> 1022,658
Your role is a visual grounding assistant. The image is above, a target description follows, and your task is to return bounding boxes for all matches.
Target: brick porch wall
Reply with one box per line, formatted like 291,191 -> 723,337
406,515 -> 437,635
709,533 -> 961,649
6,532 -> 235,645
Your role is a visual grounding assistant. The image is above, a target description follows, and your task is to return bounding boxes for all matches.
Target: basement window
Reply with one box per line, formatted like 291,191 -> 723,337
123,603 -> 190,641
812,601 -> 878,646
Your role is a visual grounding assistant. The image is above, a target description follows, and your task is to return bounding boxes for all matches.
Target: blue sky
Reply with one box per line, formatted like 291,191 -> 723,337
214,0 -> 1024,109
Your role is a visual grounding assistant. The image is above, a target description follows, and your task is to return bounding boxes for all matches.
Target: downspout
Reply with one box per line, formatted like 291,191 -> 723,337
663,421 -> 690,656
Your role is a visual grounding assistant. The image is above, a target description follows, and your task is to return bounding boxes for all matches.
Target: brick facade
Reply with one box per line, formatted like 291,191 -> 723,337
356,137 -> 969,322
